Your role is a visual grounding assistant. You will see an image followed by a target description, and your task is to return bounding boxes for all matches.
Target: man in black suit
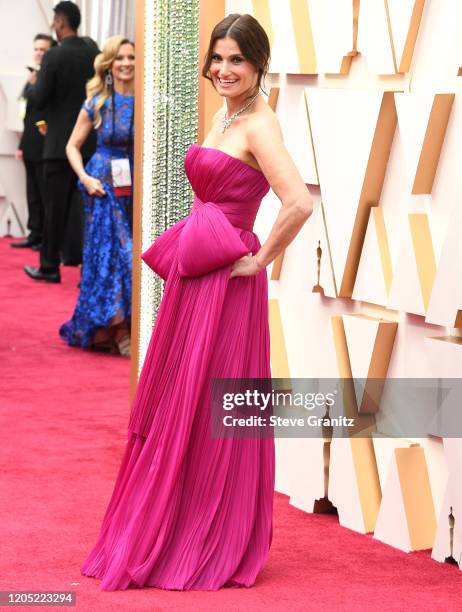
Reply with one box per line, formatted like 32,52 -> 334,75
12,34 -> 55,250
24,1 -> 98,283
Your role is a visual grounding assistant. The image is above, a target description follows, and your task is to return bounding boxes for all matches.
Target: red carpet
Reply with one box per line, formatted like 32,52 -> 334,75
1,236 -> 461,611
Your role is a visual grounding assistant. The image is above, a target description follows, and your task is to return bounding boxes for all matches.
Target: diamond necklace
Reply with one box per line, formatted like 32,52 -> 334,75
220,92 -> 261,134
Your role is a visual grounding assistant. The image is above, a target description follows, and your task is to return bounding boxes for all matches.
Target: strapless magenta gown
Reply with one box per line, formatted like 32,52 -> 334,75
80,144 -> 275,591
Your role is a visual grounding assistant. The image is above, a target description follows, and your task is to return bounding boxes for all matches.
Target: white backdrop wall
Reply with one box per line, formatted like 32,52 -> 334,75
225,0 -> 462,563
0,0 -> 54,234
73,0 -> 135,48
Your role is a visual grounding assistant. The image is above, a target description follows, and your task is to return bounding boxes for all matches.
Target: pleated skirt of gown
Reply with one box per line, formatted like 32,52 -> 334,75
80,227 -> 275,591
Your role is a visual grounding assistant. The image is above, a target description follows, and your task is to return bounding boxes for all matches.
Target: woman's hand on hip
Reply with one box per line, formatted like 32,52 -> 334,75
230,254 -> 265,278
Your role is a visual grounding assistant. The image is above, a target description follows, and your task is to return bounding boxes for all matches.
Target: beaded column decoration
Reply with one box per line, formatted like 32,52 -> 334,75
139,0 -> 199,369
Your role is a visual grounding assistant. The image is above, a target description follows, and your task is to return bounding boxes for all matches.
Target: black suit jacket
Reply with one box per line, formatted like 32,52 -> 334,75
19,81 -> 47,162
31,36 -> 98,161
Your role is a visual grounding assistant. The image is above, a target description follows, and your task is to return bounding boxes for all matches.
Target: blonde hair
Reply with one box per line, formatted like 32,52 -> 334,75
85,35 -> 134,129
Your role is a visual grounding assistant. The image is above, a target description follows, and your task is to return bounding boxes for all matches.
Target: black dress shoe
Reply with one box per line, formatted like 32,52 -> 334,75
11,239 -> 40,249
31,243 -> 43,252
24,265 -> 61,283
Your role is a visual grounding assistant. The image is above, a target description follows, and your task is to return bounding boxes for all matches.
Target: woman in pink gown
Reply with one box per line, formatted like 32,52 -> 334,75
81,14 -> 313,591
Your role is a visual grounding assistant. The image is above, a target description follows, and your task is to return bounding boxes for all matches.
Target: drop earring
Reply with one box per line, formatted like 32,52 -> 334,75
105,71 -> 113,87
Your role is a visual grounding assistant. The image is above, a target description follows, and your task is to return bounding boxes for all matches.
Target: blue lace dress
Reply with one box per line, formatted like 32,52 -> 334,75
59,91 -> 134,348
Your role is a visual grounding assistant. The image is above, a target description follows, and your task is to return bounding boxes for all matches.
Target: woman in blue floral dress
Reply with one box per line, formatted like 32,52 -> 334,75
60,36 -> 135,356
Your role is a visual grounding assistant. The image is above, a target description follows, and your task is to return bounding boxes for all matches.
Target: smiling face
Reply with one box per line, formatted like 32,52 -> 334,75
33,38 -> 52,67
209,37 -> 258,100
111,43 -> 135,85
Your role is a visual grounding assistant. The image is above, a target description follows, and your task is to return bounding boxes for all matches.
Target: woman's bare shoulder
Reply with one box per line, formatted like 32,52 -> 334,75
211,105 -> 226,124
246,99 -> 281,141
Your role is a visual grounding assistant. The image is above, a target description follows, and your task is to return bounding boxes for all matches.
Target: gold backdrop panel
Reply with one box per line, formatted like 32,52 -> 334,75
352,208 -> 393,306
426,203 -> 462,327
307,89 -> 397,298
375,446 -> 437,551
343,314 -> 397,414
269,298 -> 291,378
396,92 -> 455,195
386,0 -> 425,73
408,213 -> 436,312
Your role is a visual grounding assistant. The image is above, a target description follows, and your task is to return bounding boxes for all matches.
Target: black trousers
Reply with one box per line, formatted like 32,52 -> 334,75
24,160 -> 46,243
40,159 -> 84,272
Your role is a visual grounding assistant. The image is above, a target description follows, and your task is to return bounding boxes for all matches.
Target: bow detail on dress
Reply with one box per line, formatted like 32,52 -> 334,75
142,196 -> 250,279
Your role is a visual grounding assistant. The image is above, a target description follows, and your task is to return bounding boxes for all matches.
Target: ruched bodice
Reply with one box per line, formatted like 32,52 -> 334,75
185,144 -> 270,232
142,143 -> 270,279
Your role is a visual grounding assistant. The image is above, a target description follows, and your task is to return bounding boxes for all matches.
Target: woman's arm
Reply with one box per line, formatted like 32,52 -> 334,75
66,109 -> 105,196
230,109 -> 313,278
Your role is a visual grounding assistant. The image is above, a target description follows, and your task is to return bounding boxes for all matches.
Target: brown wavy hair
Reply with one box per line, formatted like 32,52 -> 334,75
202,14 -> 270,97
85,35 -> 134,128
